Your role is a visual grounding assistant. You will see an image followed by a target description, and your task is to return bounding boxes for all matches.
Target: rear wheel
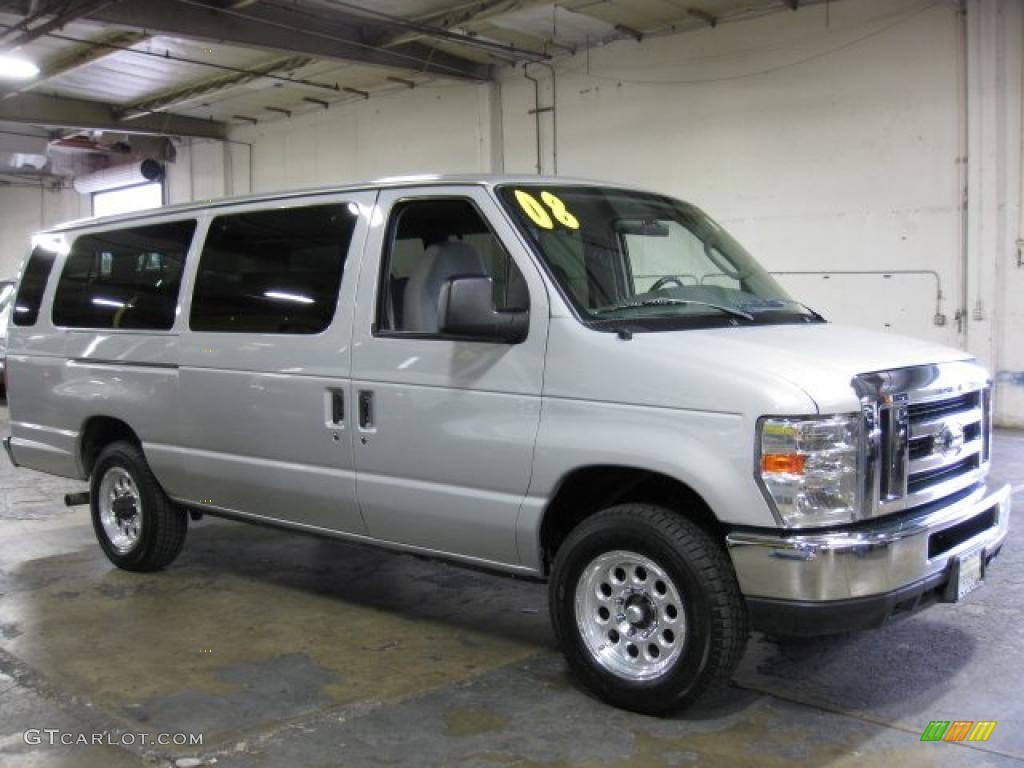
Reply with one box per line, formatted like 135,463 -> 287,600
90,441 -> 187,572
549,503 -> 748,715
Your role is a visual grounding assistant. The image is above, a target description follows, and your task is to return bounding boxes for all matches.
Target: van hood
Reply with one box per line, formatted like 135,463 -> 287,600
684,322 -> 975,412
544,319 -> 979,417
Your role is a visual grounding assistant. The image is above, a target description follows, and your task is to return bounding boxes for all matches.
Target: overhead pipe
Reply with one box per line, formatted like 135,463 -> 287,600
529,61 -> 559,176
523,61 -> 559,176
523,66 -> 542,175
1019,3 -> 1024,269
957,0 -> 970,340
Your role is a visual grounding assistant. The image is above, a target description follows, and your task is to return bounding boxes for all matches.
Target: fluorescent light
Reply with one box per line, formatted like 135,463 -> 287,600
92,297 -> 127,308
264,290 -> 314,305
0,56 -> 39,80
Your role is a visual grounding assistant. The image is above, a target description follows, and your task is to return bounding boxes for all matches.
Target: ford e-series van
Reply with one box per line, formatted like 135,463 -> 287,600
3,176 -> 1011,714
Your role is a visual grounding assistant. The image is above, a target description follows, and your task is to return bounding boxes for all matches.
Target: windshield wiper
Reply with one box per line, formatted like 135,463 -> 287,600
594,297 -> 754,321
738,298 -> 826,322
790,300 -> 826,322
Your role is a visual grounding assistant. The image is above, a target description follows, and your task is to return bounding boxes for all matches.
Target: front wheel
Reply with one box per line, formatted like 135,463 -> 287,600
549,504 -> 748,715
90,441 -> 187,572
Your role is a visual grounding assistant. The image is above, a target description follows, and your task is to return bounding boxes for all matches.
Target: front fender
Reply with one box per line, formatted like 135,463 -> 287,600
516,397 -> 777,570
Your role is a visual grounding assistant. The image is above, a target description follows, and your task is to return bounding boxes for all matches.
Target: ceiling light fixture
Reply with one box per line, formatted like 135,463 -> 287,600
0,55 -> 39,80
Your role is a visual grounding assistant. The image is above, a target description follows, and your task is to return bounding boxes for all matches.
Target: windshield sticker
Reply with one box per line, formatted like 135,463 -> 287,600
539,191 -> 580,229
514,190 -> 579,230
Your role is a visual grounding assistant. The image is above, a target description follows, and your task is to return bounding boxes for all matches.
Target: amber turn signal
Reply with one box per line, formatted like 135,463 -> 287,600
760,453 -> 805,474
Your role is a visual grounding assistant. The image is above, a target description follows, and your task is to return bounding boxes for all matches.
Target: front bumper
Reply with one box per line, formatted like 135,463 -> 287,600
726,482 -> 1010,635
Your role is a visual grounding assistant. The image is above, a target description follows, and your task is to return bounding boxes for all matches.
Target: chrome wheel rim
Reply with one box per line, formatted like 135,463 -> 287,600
574,550 -> 686,681
98,467 -> 142,554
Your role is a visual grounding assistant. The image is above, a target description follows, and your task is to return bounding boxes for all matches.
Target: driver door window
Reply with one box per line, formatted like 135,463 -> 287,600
377,198 -> 528,335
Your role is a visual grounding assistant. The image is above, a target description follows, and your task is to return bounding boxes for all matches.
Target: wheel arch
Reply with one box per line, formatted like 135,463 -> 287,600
78,415 -> 143,479
537,464 -> 725,576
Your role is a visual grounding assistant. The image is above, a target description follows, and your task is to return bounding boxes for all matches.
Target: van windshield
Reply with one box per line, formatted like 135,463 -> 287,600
496,185 -> 821,331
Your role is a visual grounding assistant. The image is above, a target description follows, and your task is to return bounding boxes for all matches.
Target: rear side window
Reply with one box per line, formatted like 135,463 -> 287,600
53,220 -> 196,330
190,203 -> 357,334
13,246 -> 58,326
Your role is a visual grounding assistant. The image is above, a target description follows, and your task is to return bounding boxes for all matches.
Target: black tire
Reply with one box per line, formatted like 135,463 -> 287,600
549,503 -> 748,715
90,441 -> 187,572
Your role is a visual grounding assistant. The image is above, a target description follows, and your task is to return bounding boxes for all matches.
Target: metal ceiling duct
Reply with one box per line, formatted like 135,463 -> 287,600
72,158 -> 163,193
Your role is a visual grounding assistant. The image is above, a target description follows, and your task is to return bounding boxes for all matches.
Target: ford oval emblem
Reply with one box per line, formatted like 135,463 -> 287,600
937,424 -> 965,457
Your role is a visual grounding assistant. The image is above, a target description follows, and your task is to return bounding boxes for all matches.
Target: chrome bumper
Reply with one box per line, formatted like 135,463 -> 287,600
727,482 -> 1010,603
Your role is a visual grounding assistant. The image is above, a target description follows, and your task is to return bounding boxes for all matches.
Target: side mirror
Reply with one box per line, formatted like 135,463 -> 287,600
438,275 -> 529,343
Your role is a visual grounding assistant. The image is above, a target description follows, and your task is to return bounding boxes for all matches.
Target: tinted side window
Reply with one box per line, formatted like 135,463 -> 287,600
53,221 -> 196,330
378,199 -> 528,334
190,204 -> 357,334
13,246 -> 58,326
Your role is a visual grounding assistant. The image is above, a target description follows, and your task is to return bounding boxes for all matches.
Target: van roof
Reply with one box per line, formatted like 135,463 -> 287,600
44,173 -> 643,234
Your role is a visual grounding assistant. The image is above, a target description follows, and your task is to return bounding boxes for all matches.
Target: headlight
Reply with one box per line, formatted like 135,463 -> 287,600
757,414 -> 861,527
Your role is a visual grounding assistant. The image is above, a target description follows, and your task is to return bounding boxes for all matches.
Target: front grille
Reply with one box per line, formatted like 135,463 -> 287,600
855,363 -> 991,519
907,392 -> 976,421
905,389 -> 983,495
909,437 -> 933,461
908,454 -> 980,495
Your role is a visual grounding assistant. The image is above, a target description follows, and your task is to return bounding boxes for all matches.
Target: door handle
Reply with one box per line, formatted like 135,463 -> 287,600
358,390 -> 375,431
330,389 -> 345,425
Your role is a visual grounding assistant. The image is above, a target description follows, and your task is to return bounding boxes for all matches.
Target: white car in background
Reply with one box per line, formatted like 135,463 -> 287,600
0,279 -> 15,397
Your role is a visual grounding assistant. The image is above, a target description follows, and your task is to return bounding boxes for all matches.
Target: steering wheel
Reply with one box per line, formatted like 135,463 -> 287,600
650,275 -> 686,291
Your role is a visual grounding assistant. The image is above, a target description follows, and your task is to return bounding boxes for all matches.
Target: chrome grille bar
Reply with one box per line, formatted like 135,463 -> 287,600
852,362 -> 991,520
879,394 -> 909,501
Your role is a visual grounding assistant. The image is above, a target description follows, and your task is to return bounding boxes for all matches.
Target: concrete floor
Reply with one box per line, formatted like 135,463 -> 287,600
0,406 -> 1021,768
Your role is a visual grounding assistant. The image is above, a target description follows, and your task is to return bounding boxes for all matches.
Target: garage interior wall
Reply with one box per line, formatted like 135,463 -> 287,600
0,184 -> 87,273
0,0 -> 1020,425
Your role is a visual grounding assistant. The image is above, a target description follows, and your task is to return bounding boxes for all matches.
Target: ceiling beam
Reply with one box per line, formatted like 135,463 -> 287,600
1,30 -> 149,101
0,0 -> 116,53
0,92 -> 227,138
388,0 -> 547,45
322,0 -> 548,62
408,1 -> 519,30
117,54 -> 314,119
83,0 -> 492,81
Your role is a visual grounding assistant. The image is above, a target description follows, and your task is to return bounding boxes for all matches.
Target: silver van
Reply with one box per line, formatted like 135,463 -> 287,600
4,176 -> 1011,714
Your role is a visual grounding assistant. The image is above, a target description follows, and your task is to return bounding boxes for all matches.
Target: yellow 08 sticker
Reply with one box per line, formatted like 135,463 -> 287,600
514,189 -> 580,231
514,189 -> 553,230
540,191 -> 579,229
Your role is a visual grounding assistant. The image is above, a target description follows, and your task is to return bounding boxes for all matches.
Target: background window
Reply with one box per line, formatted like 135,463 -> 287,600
190,203 -> 357,334
12,246 -> 58,327
625,221 -> 740,293
379,199 -> 528,334
52,220 -> 195,330
93,182 -> 164,218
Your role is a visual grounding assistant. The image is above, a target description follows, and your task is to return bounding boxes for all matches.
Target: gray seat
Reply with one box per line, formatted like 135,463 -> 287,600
402,241 -> 487,333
